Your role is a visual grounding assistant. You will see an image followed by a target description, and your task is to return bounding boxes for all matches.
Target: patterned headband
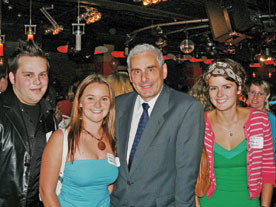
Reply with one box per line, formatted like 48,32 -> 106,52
205,62 -> 242,85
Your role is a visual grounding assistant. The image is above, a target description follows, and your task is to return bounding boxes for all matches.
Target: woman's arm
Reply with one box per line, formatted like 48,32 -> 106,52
195,195 -> 200,207
108,184 -> 114,194
39,129 -> 64,207
261,183 -> 274,207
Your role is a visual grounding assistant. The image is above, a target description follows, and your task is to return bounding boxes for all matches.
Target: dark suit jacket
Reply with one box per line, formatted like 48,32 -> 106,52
111,85 -> 205,207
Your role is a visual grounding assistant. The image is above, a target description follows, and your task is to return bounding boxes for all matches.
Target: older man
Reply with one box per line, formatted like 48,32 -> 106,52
111,43 -> 205,207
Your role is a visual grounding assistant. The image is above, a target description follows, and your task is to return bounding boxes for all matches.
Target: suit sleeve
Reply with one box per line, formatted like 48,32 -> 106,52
175,101 -> 205,207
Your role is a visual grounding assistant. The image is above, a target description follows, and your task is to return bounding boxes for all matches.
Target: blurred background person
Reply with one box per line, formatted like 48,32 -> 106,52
67,77 -> 80,99
40,74 -> 118,207
247,80 -> 276,157
247,79 -> 276,207
106,71 -> 133,96
55,91 -> 74,129
0,58 -> 9,93
190,58 -> 275,207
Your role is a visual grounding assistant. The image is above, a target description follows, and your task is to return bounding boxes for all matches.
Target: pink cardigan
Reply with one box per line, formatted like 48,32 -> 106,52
204,108 -> 275,199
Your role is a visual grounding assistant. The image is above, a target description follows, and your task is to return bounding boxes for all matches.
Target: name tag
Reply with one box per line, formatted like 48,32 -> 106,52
249,136 -> 263,149
107,153 -> 120,167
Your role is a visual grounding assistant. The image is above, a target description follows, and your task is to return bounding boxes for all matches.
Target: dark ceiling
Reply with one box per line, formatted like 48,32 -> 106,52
1,0 -> 276,63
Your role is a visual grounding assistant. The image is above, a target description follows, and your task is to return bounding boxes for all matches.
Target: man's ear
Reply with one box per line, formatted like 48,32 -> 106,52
162,63 -> 168,79
128,69 -> 133,83
9,72 -> 15,85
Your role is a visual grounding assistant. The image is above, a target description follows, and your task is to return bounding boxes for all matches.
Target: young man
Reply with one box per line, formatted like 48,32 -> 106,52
0,41 -> 57,207
111,43 -> 205,207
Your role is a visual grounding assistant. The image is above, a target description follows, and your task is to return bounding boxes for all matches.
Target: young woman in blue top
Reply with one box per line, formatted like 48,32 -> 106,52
40,74 -> 118,207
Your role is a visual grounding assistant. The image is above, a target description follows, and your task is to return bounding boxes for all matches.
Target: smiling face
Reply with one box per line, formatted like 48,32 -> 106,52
129,51 -> 167,102
208,76 -> 241,111
9,56 -> 48,105
80,82 -> 111,124
248,84 -> 269,111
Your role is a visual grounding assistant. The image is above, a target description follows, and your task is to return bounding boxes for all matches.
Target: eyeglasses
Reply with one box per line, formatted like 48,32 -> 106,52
248,91 -> 266,97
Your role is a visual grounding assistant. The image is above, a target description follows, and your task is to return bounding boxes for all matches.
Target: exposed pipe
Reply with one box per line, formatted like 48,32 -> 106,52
124,18 -> 209,45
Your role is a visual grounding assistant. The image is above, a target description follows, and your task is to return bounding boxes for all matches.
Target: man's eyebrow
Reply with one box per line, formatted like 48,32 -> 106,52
131,65 -> 157,70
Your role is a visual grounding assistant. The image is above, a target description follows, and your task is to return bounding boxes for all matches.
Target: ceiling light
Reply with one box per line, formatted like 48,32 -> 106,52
180,39 -> 195,54
260,47 -> 272,62
79,7 -> 101,24
141,0 -> 164,6
152,0 -> 161,4
73,0 -> 85,51
0,41 -> 3,56
155,35 -> 167,47
24,0 -> 36,41
142,0 -> 152,6
40,6 -> 63,35
0,0 -> 5,56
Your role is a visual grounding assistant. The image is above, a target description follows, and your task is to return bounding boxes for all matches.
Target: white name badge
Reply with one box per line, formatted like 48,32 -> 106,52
249,136 -> 263,149
107,153 -> 120,167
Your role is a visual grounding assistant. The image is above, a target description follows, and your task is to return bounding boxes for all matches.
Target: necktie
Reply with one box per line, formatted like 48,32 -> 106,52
128,103 -> 150,169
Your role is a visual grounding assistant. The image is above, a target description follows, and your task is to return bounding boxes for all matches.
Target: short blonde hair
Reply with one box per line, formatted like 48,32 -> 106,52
247,79 -> 271,112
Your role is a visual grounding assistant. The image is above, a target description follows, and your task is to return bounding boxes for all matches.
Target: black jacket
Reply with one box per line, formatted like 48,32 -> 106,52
0,89 -> 57,207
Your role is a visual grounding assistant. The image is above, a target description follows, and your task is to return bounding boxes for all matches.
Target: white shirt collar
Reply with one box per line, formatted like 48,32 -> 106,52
135,86 -> 163,116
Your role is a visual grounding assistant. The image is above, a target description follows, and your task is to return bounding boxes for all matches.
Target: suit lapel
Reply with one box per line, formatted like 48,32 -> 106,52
117,93 -> 137,173
129,86 -> 170,175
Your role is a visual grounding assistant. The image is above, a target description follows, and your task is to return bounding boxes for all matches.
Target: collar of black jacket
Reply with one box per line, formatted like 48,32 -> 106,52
0,87 -> 54,115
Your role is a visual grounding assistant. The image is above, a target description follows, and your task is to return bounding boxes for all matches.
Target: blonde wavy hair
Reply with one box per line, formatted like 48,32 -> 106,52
106,72 -> 133,96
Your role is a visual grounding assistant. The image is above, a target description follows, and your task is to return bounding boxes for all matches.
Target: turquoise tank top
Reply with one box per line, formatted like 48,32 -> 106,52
58,158 -> 118,207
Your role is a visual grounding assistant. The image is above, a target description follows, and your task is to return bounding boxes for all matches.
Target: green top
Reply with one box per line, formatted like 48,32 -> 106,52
199,139 -> 259,207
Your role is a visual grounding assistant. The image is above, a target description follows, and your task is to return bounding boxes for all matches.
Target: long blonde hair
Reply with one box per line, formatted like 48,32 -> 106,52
67,73 -> 116,161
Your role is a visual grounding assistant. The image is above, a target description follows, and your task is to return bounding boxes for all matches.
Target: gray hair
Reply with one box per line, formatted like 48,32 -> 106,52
127,43 -> 164,69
